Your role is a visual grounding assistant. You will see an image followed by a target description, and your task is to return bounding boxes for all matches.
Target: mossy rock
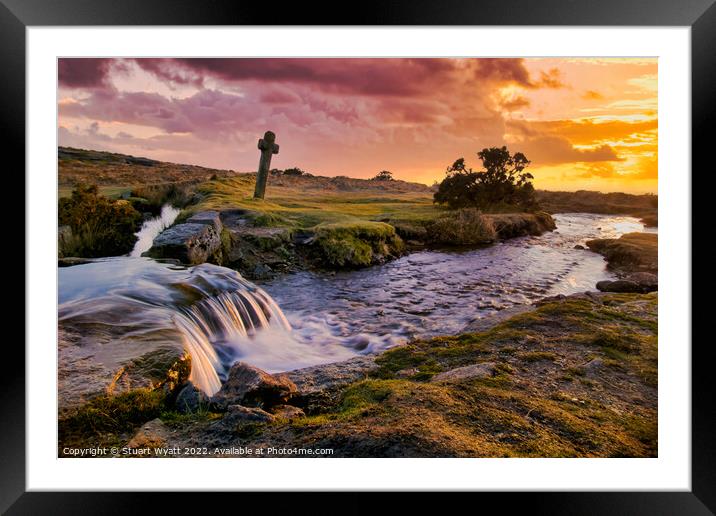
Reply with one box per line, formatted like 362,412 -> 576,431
313,221 -> 405,269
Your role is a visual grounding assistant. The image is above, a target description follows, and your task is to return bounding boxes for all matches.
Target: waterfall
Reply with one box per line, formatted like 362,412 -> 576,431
130,204 -> 182,257
59,260 -> 355,401
173,288 -> 292,396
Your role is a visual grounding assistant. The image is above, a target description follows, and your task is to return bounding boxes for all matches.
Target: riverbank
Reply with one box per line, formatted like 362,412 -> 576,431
536,190 -> 658,228
145,206 -> 556,279
587,232 -> 658,293
59,290 -> 657,457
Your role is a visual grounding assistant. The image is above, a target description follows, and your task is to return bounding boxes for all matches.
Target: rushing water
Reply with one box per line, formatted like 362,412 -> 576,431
130,204 -> 182,257
58,212 -> 656,396
260,213 -> 657,351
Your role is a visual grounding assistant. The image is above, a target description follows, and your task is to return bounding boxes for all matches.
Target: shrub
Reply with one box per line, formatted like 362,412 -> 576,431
425,208 -> 496,245
283,167 -> 305,176
58,184 -> 143,257
434,147 -> 538,211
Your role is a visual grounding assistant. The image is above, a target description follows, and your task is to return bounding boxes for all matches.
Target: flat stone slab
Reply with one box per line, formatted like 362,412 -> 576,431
147,222 -> 221,265
186,211 -> 223,233
285,355 -> 378,395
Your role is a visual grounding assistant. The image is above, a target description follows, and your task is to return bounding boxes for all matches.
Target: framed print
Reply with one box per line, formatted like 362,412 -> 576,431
4,0 -> 713,512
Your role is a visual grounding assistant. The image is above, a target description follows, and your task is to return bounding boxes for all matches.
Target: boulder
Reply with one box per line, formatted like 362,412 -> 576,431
186,211 -> 223,233
146,222 -> 221,264
596,277 -> 657,293
175,382 -> 209,414
211,362 -> 297,409
431,362 -> 497,383
285,355 -> 378,414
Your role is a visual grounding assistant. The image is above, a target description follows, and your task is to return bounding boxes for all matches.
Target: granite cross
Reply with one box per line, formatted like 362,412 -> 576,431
253,130 -> 279,199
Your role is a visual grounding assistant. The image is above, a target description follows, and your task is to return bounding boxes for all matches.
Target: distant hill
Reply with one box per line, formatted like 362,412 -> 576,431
59,147 -> 237,188
536,189 -> 657,221
58,146 -> 433,194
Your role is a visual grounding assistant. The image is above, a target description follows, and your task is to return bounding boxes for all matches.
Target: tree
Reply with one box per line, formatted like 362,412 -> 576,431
434,146 -> 537,211
372,170 -> 393,181
283,167 -> 305,176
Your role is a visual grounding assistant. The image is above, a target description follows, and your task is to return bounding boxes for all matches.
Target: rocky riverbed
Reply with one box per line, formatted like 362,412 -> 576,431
58,212 -> 657,457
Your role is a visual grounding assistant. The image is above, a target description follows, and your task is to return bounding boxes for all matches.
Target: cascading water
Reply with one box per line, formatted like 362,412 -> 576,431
173,289 -> 293,395
59,259 -> 353,397
130,204 -> 182,257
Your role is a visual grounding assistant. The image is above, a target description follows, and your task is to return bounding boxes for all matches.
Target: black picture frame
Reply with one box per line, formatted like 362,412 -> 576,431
3,0 -> 711,512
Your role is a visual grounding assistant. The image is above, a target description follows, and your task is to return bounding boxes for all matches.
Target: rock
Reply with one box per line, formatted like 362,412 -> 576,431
146,222 -> 222,265
285,355 -> 378,413
126,418 -> 170,449
186,211 -> 223,233
431,362 -> 497,383
625,272 -> 658,289
271,404 -> 306,420
175,382 -> 209,414
586,233 -> 657,274
596,279 -> 656,293
211,362 -> 297,409
223,405 -> 275,425
58,257 -> 94,267
574,244 -> 585,250
109,347 -> 191,396
252,263 -> 273,279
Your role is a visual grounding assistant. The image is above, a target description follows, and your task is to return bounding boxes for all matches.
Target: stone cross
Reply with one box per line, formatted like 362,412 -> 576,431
253,130 -> 279,199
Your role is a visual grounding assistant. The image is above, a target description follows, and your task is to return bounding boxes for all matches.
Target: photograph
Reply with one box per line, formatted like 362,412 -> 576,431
56,57 -> 659,459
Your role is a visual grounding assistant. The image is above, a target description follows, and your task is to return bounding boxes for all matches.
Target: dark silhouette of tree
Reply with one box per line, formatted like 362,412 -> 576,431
434,146 -> 537,211
373,170 -> 394,181
283,167 -> 305,176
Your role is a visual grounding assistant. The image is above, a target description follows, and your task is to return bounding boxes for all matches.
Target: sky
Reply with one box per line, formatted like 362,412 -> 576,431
58,58 -> 657,193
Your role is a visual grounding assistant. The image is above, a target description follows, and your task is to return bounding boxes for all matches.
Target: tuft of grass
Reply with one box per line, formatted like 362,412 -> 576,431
425,208 -> 496,245
59,389 -> 166,447
160,406 -> 223,426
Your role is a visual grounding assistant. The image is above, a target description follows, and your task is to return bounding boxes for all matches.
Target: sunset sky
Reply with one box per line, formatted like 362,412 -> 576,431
58,58 -> 657,193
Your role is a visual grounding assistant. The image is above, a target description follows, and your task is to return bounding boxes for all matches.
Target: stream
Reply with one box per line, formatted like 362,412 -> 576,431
58,211 -> 656,395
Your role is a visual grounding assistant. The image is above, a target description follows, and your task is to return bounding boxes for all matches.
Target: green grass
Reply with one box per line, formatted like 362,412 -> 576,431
182,176 -> 443,230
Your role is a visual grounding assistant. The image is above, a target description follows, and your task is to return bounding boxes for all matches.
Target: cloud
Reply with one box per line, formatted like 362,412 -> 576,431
499,95 -> 530,112
513,135 -> 621,164
582,90 -> 604,100
507,118 -> 657,146
56,57 -> 657,189
536,68 -> 566,89
58,58 -> 119,88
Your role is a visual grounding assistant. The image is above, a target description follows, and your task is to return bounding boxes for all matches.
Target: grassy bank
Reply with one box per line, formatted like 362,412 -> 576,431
276,292 -> 657,457
587,233 -> 658,274
112,292 -> 657,458
537,190 -> 658,227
